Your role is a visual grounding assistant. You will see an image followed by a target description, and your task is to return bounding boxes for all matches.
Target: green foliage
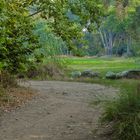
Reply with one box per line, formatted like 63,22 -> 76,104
94,0 -> 140,56
0,0 -> 104,75
0,0 -> 39,74
128,5 -> 140,41
72,45 -> 88,57
101,83 -> 140,140
34,19 -> 66,63
32,0 -> 103,51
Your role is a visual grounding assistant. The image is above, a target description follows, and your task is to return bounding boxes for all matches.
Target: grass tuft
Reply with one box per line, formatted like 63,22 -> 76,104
101,83 -> 140,140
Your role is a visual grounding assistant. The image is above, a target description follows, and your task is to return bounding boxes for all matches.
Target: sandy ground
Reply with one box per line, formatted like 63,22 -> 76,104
0,81 -> 118,140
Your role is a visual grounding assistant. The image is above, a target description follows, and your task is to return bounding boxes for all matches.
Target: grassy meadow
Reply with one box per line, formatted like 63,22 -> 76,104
64,56 -> 140,94
62,56 -> 140,91
66,57 -> 140,76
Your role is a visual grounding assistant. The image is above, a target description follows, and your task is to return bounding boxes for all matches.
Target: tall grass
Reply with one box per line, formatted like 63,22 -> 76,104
0,71 -> 17,106
101,83 -> 140,140
0,71 -> 17,88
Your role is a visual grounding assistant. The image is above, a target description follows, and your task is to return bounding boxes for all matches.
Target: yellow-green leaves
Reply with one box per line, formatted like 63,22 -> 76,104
0,0 -> 39,73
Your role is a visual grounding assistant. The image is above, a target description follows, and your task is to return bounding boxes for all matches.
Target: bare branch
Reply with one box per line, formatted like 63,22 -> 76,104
28,9 -> 43,17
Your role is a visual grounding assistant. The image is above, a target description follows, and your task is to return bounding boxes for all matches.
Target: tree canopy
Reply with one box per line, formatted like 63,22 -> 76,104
0,0 -> 140,73
0,0 -> 104,73
0,0 -> 38,73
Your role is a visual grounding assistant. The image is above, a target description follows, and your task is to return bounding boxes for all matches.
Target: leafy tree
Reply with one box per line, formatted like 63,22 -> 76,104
34,19 -> 66,63
0,0 -> 39,73
30,0 -> 103,51
0,0 -> 104,73
94,0 -> 140,56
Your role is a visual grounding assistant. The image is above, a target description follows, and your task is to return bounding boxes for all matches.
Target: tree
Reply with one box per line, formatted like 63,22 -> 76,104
0,0 -> 38,73
34,19 -> 66,63
96,0 -> 140,56
30,0 -> 103,52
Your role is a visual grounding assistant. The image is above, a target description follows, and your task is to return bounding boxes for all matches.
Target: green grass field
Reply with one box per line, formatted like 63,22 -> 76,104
64,56 -> 140,94
66,57 -> 140,76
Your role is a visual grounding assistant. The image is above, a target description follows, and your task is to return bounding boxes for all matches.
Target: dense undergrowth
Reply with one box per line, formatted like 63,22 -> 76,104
23,61 -> 65,80
73,79 -> 140,140
0,71 -> 17,108
100,81 -> 140,140
0,71 -> 34,112
0,71 -> 17,88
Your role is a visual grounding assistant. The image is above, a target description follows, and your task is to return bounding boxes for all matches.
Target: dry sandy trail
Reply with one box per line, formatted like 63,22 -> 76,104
0,81 -> 118,140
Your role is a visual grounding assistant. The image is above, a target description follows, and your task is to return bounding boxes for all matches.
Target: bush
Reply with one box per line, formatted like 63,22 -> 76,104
0,71 -> 17,88
26,63 -> 64,79
0,86 -> 9,103
101,84 -> 140,140
0,71 -> 17,106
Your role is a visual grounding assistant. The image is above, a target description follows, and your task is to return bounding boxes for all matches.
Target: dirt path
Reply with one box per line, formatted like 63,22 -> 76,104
0,81 -> 118,140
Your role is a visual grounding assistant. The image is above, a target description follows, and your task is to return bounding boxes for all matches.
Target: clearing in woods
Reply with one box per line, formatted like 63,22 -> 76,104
0,81 -> 118,140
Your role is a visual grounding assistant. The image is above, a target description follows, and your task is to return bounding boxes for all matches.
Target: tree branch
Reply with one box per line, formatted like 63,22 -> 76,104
28,9 -> 43,17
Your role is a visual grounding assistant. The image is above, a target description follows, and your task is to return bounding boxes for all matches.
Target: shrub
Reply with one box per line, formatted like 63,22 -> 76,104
0,71 -> 17,106
0,87 -> 9,103
0,71 -> 17,88
26,63 -> 64,80
101,84 -> 140,140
